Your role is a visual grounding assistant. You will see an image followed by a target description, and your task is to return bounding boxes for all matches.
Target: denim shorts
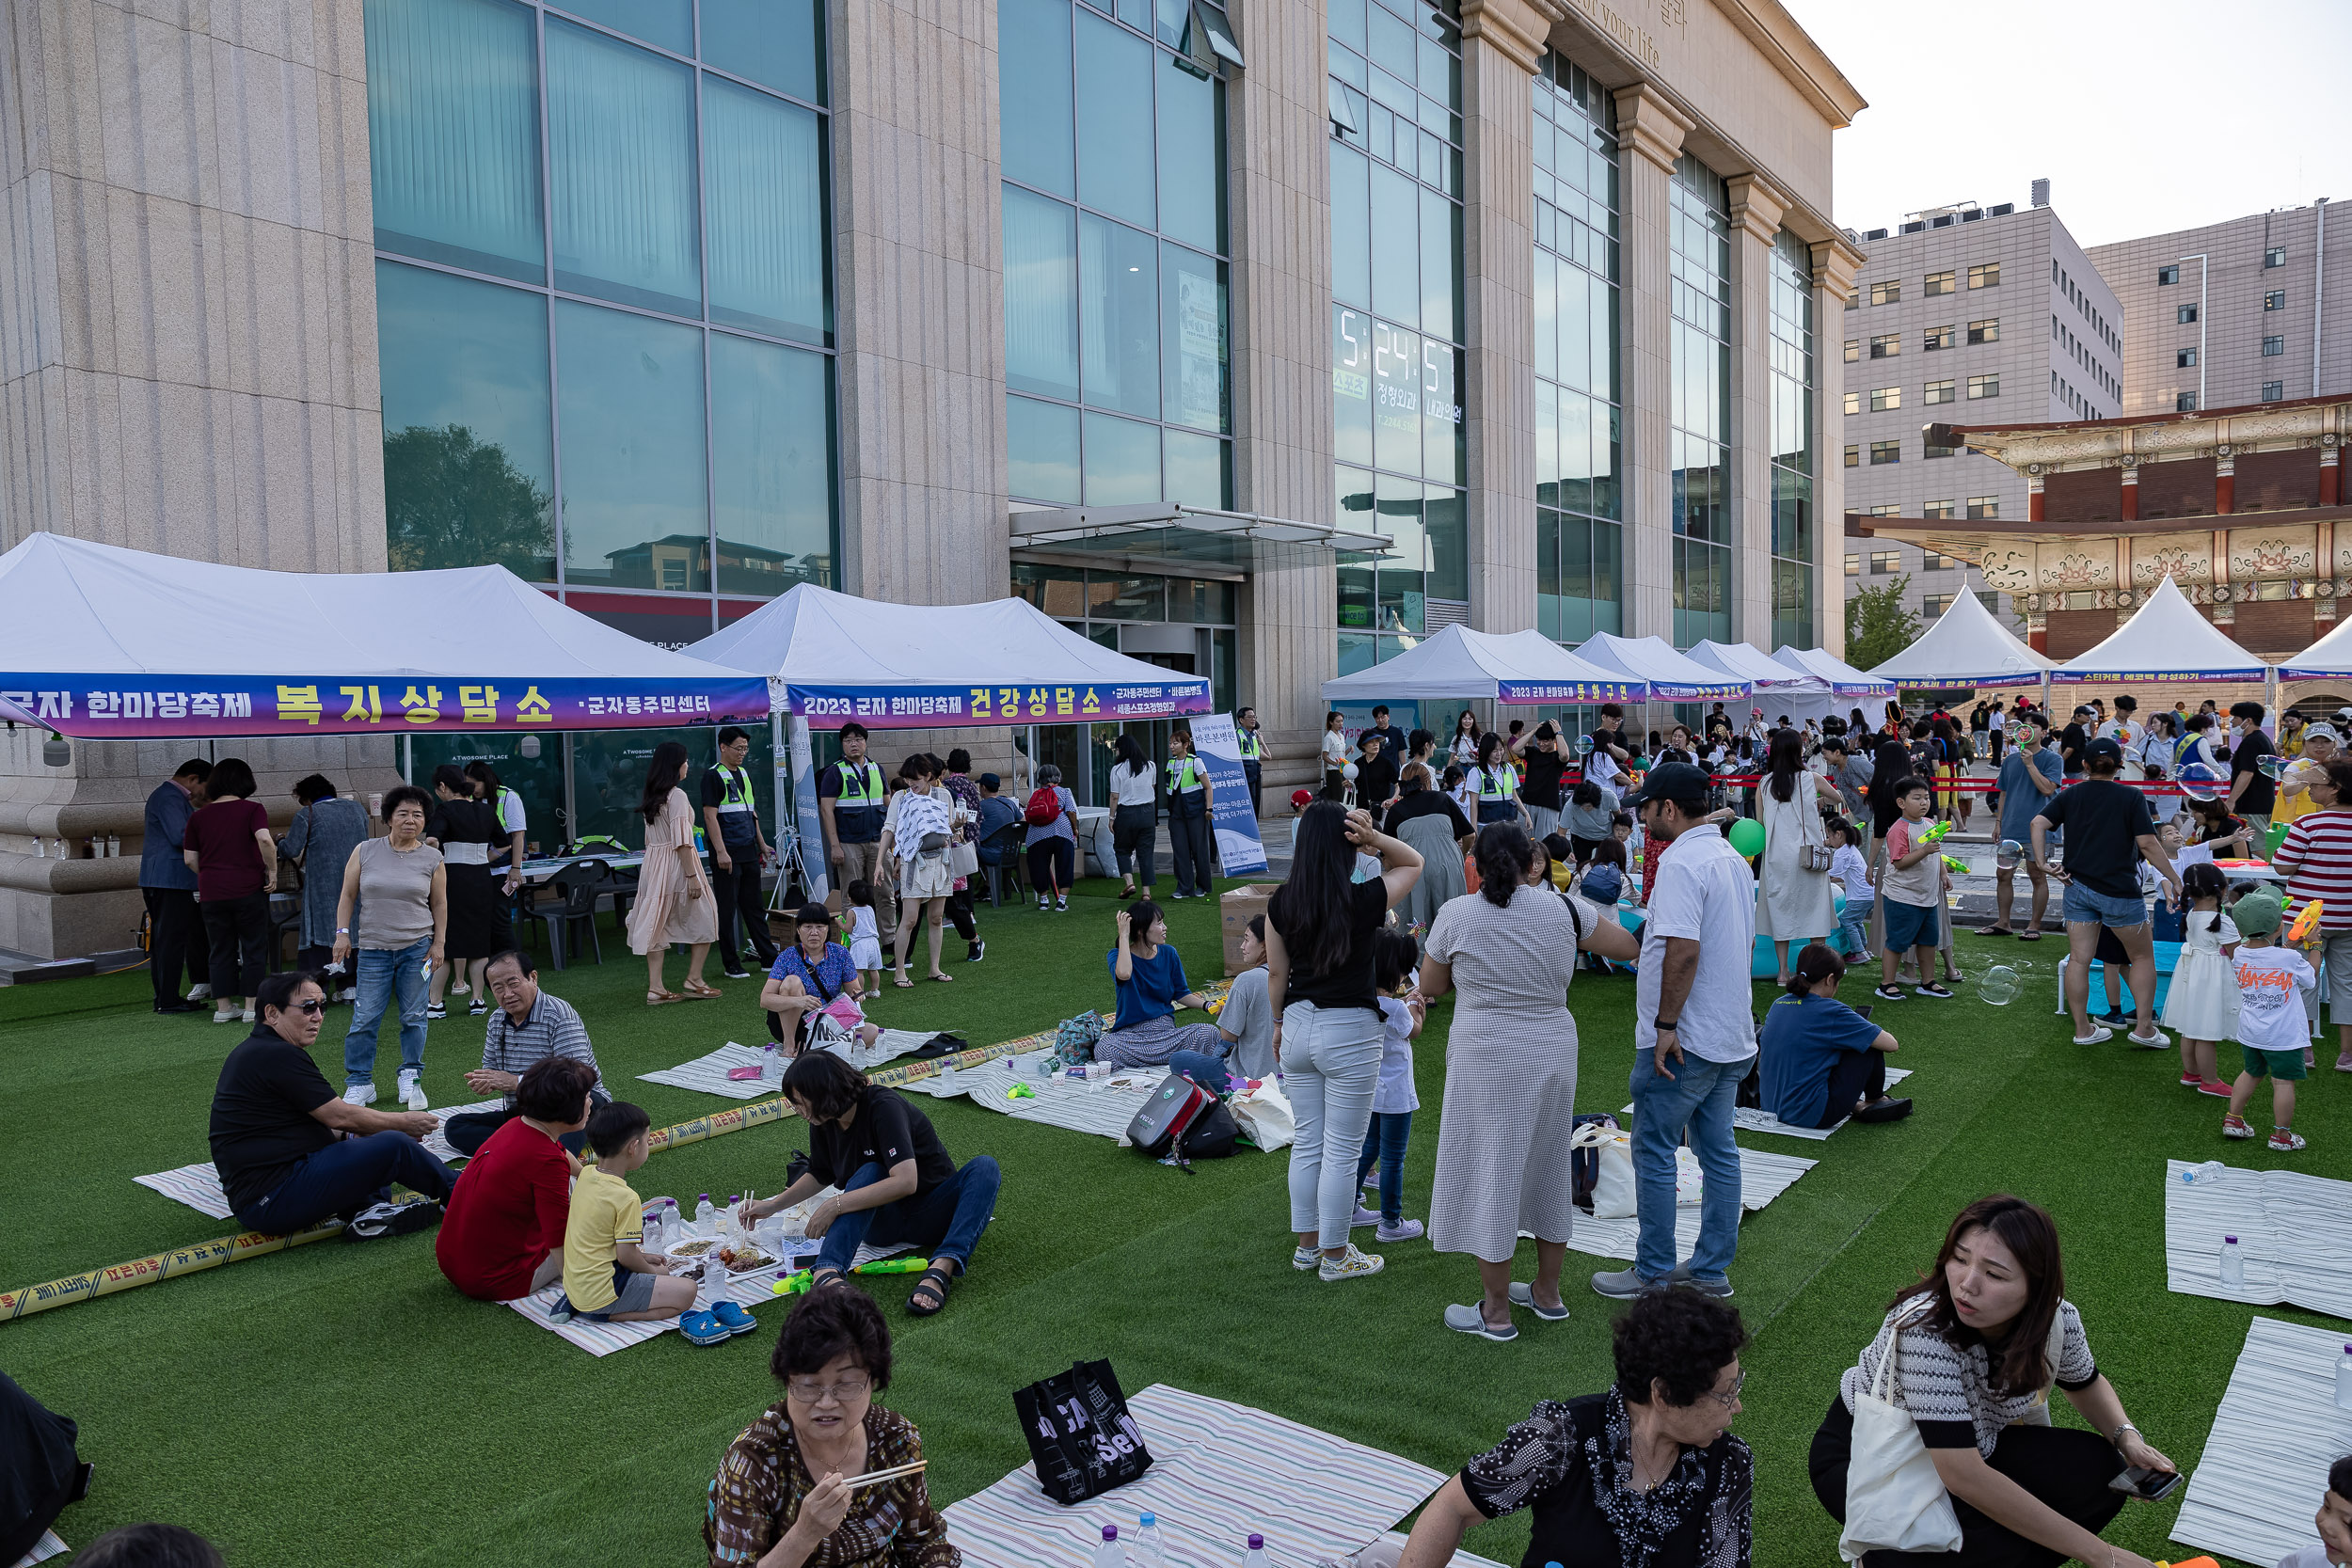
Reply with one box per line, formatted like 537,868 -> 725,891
577,1261 -> 657,1322
2062,881 -> 2147,929
1882,897 -> 1939,953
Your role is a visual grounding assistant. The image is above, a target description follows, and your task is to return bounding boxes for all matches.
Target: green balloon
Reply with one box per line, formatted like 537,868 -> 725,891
1727,816 -> 1765,858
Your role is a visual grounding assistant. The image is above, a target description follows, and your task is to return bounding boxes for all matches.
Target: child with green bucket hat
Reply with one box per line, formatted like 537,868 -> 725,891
2220,888 -> 2315,1151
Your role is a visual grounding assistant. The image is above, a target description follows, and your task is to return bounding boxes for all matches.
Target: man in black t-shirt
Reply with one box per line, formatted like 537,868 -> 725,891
1589,703 -> 1631,765
744,1052 -> 999,1316
2226,701 -> 2277,832
2058,705 -> 2094,778
209,972 -> 456,1233
1518,722 -> 1570,832
1360,705 -> 1409,768
2031,738 -> 2182,1049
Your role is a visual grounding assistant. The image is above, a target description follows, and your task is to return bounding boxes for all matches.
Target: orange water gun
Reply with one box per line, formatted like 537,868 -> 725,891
2289,900 -> 2325,944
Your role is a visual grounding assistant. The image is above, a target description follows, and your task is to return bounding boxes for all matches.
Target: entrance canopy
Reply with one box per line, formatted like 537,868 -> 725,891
687,582 -> 1210,726
0,533 -> 771,737
2051,576 -> 2270,685
1684,640 -> 1837,726
1867,587 -> 2056,689
1572,633 -> 1750,702
1320,624 -> 1644,705
1772,645 -> 1895,701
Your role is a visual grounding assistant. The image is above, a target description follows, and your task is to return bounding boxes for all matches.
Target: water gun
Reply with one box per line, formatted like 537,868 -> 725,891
1915,819 -> 1954,846
1940,855 -> 1971,875
1007,1082 -> 1037,1101
2158,1559 -> 2218,1568
771,1257 -> 934,1295
2289,900 -> 2325,944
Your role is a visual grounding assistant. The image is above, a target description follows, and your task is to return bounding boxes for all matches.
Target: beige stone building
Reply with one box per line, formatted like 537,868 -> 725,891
0,0 -> 1858,959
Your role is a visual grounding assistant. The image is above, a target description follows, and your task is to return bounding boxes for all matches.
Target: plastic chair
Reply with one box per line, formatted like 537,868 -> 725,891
979,821 -> 1027,907
519,859 -> 609,971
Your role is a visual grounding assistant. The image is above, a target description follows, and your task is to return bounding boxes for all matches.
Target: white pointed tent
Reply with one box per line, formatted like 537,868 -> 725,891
2268,603 -> 2352,682
2050,576 -> 2270,686
1683,640 -> 1838,726
1772,645 -> 1894,702
1867,584 -> 2057,688
1572,633 -> 1751,702
1319,624 -> 1645,705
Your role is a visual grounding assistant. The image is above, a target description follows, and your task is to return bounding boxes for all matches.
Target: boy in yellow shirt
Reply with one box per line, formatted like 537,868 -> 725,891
553,1101 -> 705,1329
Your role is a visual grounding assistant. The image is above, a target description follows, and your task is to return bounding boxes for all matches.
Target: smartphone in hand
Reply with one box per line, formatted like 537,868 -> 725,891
2107,1465 -> 2181,1501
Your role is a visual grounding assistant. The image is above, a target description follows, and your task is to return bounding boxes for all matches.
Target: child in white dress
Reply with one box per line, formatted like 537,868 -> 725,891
2159,863 -> 2239,1095
843,879 -> 885,991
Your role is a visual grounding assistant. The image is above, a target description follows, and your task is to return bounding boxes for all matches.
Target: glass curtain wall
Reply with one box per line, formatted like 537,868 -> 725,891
1532,55 -> 1621,646
1327,0 -> 1467,676
1668,154 -> 1731,648
368,0 -> 837,621
999,0 -> 1232,510
1768,230 -> 1818,650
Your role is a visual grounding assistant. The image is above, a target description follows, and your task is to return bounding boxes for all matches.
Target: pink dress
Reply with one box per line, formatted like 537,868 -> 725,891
626,787 -> 718,953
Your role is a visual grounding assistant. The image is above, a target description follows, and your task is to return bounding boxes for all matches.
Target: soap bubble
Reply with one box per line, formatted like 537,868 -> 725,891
1342,762 -> 1359,781
2258,754 -> 2290,780
1996,838 -> 2024,868
1577,733 -> 1595,754
1979,964 -> 2022,1006
2176,761 -> 2230,802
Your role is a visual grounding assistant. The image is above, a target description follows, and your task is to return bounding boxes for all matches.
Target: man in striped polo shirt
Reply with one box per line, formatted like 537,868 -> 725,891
440,948 -> 607,1157
2271,757 -> 2352,1075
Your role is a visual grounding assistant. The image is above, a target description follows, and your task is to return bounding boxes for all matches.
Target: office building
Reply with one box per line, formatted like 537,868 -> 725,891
1836,193 -> 2122,633
0,0 -> 1860,958
2089,199 -> 2352,417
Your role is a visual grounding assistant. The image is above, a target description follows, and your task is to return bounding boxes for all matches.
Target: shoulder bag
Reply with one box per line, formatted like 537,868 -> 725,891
1838,1313 -> 1963,1561
1793,782 -> 1835,873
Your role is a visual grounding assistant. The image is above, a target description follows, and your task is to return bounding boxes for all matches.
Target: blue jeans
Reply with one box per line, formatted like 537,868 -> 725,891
1167,1045 -> 1232,1096
233,1130 -> 456,1234
1282,1002 -> 1383,1248
2063,882 -> 2147,929
815,1158 -> 1002,1275
1355,1111 -> 1413,1225
1838,904 -> 1872,956
1627,1051 -> 1746,1285
344,938 -> 430,1086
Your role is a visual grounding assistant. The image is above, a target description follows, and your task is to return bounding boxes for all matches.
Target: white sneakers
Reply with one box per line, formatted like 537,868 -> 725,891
398,1070 -> 429,1111
342,1083 -> 377,1107
185,984 -> 213,1002
1319,1243 -> 1384,1282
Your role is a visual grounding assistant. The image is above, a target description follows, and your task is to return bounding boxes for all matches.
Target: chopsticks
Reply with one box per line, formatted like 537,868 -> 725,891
843,1460 -> 927,1490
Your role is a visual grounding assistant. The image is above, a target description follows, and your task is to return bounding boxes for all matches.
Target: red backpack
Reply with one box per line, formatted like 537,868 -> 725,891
1024,787 -> 1062,826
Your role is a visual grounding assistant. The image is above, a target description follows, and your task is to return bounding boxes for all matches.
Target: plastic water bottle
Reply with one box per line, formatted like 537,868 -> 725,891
2218,1235 -> 2244,1290
1240,1534 -> 1268,1568
643,1206 -> 666,1255
694,1194 -> 716,1233
706,1257 -> 730,1307
1133,1513 -> 1165,1568
2337,1345 -> 2352,1411
1090,1524 -> 1122,1568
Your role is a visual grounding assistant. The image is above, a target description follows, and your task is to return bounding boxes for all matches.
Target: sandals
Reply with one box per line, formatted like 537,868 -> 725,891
928,971 -> 954,984
645,990 -> 681,1006
893,975 -> 915,989
907,1259 -> 959,1316
681,980 -> 724,1001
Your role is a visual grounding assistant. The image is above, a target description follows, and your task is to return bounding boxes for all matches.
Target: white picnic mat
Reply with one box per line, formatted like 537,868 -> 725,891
636,1033 -> 940,1099
1619,1067 -> 1912,1141
11,1529 -> 67,1567
133,1101 -> 503,1220
945,1384 -> 1454,1568
907,1052 -> 1158,1137
2165,1158 -> 2352,1320
1543,1145 -> 1818,1263
2171,1315 -> 2352,1566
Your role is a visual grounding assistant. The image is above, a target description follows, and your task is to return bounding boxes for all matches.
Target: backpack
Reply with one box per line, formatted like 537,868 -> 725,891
1024,787 -> 1062,827
1052,1010 -> 1104,1069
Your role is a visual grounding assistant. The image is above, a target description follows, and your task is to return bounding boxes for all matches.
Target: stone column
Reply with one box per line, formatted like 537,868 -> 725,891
1612,83 -> 1692,643
1808,237 -> 1863,657
1724,174 -> 1788,649
831,0 -> 1009,607
1456,0 -> 1558,635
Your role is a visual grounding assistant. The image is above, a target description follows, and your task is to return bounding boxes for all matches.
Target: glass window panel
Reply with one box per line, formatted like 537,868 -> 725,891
1337,629 -> 1378,675
1367,6 -> 1415,83
1000,0 -> 1075,198
1119,0 -> 1152,32
709,333 -> 834,595
1375,469 -> 1425,571
548,21 -> 701,315
1335,465 -> 1375,530
1163,428 -> 1227,508
701,0 -> 824,103
365,0 -> 544,282
1593,521 -> 1620,632
1370,164 -> 1420,328
1377,575 -> 1423,635
1007,395 -> 1081,502
1557,388 -> 1590,515
1534,377 -> 1558,508
1534,252 -> 1557,382
1003,187 -> 1080,402
1338,564 -> 1375,632
1155,53 -> 1222,254
704,79 -> 828,344
1088,572 -> 1167,620
554,300 -> 707,591
1371,319 -> 1420,476
1329,0 -> 1365,53
1169,577 -> 1236,625
1558,262 -> 1588,394
1596,402 -> 1621,519
1560,511 -> 1590,599
1074,11 -> 1155,230
1079,215 -> 1160,419
1327,38 -> 1366,89
1013,562 -> 1089,617
1424,485 -> 1466,601
1537,509 -> 1561,604
1419,185 -> 1456,342
1081,410 -> 1161,503
1422,339 -> 1462,483
1330,143 -> 1373,309
1332,305 -> 1373,467
1159,243 -> 1226,433
559,0 -> 691,53
1368,63 -> 1412,117
376,260 -> 554,579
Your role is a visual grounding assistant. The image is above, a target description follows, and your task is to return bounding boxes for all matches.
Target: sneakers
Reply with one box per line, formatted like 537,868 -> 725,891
2097,1008 -> 2129,1027
469,998 -> 488,1016
2178,1071 -> 2205,1088
2222,1113 -> 2256,1140
1037,895 -> 1050,911
425,1003 -> 447,1020
1916,983 -> 1955,1000
342,1197 -> 442,1241
186,983 -> 214,1001
2338,1056 -> 2352,1073
2073,1024 -> 2115,1045
1665,1265 -> 1735,1298
2196,1080 -> 2234,1099
723,969 -> 752,981
1506,1281 -> 1568,1322
1292,1245 -> 1320,1272
342,1083 -> 377,1107
967,940 -> 986,963
242,1006 -> 256,1023
1376,1218 -> 1424,1243
1349,1204 -> 1382,1227
213,1008 -> 242,1025
1318,1244 -> 1384,1282
398,1070 -> 429,1112
546,1294 -> 576,1324
1056,895 -> 1070,912
1872,984 -> 1906,1002
2269,1128 -> 2308,1152
1589,1267 -> 1661,1299
337,987 -> 358,1004
449,982 -> 469,998
1852,1097 -> 1914,1123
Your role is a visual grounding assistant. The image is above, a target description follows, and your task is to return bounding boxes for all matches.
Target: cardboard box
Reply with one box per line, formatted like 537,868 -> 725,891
1220,881 -> 1281,976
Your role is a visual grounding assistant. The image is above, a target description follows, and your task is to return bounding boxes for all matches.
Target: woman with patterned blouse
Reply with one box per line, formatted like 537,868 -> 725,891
706,1289 -> 958,1568
1368,1289 -> 1752,1568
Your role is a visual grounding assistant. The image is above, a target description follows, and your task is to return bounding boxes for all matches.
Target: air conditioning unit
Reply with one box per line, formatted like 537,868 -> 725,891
2030,177 -> 2051,208
1900,220 -> 1926,234
1864,228 -> 1889,241
1987,203 -> 2014,216
1962,209 -> 1982,221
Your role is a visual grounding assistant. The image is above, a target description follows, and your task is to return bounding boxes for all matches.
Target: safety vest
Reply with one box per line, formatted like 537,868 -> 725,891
1237,731 -> 1263,762
1166,755 -> 1207,817
833,761 -> 887,839
714,765 -> 758,843
1476,764 -> 1518,802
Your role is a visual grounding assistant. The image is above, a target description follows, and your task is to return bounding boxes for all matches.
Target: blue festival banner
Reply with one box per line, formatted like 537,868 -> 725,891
0,673 -> 771,738
1495,678 -> 1645,704
1191,712 -> 1268,877
786,679 -> 1210,728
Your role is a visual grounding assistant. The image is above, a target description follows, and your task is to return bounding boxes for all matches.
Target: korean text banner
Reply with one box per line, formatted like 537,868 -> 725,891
1191,712 -> 1268,877
0,675 -> 772,738
1495,678 -> 1643,705
787,679 -> 1210,729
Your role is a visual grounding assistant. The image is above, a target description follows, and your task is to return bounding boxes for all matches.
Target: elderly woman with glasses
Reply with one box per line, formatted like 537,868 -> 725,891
705,1288 -> 958,1568
1361,1289 -> 1752,1568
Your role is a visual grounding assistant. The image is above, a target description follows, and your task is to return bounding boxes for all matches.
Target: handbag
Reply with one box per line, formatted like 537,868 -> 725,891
1838,1314 -> 1964,1561
1569,1120 -> 1638,1219
1013,1359 -> 1153,1505
1799,787 -> 1836,873
1225,1079 -> 1295,1151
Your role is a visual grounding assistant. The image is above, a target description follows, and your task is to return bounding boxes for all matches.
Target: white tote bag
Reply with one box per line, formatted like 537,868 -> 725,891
1227,1080 -> 1295,1152
1838,1320 -> 1963,1561
1570,1120 -> 1638,1218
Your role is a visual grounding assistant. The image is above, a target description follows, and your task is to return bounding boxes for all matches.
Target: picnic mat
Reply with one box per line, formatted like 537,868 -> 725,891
944,1383 -> 1454,1568
1618,1067 -> 1913,1142
132,1100 -> 508,1220
904,1052 -> 1158,1139
11,1530 -> 67,1567
1544,1145 -> 1818,1263
636,1033 -> 944,1100
2170,1315 -> 2352,1567
2165,1159 -> 2352,1320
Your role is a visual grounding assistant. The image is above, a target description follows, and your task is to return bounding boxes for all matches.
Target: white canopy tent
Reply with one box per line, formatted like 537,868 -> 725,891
1772,645 -> 1895,704
1572,633 -> 1750,702
1867,585 -> 2058,689
1683,640 -> 1839,728
2282,615 -> 2352,681
2051,576 -> 2271,687
1319,624 -> 1645,705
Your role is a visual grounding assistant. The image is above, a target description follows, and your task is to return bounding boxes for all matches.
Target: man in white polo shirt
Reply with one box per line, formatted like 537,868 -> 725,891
1597,761 -> 1755,1300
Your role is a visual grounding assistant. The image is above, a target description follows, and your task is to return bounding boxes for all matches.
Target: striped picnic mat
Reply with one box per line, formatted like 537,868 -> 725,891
1618,1067 -> 1913,1142
2170,1315 -> 2351,1566
1536,1145 -> 1818,1263
904,1052 -> 1166,1142
637,1033 -> 942,1100
2164,1159 -> 2352,1320
132,1101 -> 502,1219
944,1384 -> 1453,1568
11,1528 -> 67,1566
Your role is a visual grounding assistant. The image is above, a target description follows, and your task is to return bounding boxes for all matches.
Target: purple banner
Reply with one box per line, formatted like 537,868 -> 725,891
1495,678 -> 1645,705
0,675 -> 772,738
787,680 -> 1212,728
2048,668 -> 2266,685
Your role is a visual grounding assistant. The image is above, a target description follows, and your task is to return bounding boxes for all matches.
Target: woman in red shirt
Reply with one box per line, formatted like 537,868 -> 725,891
436,1057 -> 596,1302
182,756 -> 277,1025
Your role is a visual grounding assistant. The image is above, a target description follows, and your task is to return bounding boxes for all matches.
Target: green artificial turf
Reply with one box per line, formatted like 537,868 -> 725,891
1,885 -> 2342,1567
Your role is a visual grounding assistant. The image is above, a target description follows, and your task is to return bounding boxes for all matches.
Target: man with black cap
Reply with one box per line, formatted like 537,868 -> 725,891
1595,760 -> 1754,1302
2031,736 -> 2182,1047
2058,705 -> 2095,779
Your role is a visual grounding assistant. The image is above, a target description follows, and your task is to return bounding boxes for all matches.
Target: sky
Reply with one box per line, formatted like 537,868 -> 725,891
1782,0 -> 2352,248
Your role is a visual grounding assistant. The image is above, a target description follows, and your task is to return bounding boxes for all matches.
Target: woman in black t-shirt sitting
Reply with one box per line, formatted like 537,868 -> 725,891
1364,1288 -> 1753,1568
1268,802 -> 1422,1283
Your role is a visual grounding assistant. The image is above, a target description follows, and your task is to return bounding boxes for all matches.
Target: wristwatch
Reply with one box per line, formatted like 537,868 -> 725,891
1654,1018 -> 1678,1031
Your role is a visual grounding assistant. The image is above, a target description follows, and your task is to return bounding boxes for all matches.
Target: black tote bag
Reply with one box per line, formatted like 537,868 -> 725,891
1012,1359 -> 1153,1504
